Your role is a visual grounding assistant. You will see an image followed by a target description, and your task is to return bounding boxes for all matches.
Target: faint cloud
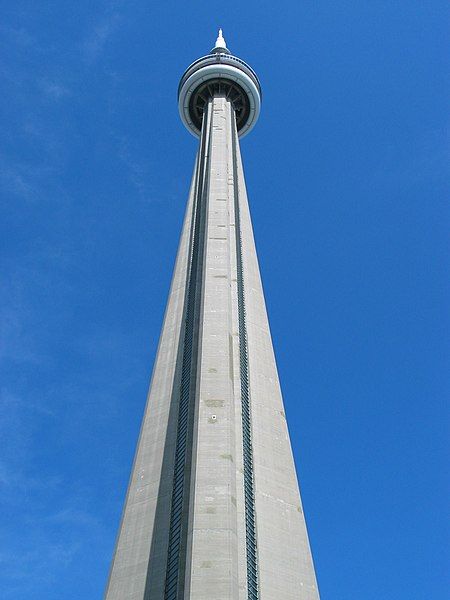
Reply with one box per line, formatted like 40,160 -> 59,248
0,245 -> 77,396
82,13 -> 121,64
0,462 -> 11,486
116,136 -> 157,203
0,160 -> 35,199
0,460 -> 62,499
39,79 -> 71,100
43,507 -> 100,528
0,542 -> 79,591
0,24 -> 35,48
0,388 -> 55,480
0,389 -> 33,471
0,151 -> 61,203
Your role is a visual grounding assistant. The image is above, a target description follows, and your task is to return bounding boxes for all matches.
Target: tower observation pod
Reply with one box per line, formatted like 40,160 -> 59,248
105,31 -> 320,600
178,29 -> 261,138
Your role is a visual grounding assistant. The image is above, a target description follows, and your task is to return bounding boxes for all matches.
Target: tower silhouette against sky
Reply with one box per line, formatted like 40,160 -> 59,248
105,31 -> 320,600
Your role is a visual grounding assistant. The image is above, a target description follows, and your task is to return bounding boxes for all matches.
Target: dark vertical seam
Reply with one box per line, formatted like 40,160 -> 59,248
163,101 -> 213,600
231,106 -> 259,599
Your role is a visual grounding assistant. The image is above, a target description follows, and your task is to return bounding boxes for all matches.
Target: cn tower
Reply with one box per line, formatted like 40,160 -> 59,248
105,31 -> 320,600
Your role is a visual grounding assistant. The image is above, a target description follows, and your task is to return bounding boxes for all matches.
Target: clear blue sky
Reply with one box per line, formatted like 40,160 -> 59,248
1,2 -> 448,598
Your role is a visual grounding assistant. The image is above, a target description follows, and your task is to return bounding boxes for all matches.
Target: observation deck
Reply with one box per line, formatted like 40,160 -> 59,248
178,30 -> 261,138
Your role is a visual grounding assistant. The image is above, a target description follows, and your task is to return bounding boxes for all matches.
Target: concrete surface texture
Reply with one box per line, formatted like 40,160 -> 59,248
105,94 -> 320,599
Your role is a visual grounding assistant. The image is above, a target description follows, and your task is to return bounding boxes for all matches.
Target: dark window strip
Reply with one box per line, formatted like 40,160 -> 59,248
231,103 -> 259,600
164,101 -> 212,600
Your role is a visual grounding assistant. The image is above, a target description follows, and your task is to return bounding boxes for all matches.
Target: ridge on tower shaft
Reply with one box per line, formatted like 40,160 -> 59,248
104,32 -> 320,600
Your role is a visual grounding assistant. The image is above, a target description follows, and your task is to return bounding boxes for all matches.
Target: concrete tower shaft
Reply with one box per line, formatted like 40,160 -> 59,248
105,34 -> 320,600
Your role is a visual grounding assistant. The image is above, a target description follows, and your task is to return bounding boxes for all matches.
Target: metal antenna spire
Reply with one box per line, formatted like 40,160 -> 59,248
211,27 -> 230,54
215,28 -> 226,48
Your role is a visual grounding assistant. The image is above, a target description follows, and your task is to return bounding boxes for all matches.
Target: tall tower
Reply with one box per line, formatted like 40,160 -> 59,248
105,31 -> 320,600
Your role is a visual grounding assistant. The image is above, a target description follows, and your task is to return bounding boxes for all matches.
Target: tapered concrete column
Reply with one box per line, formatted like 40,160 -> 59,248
106,33 -> 320,600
